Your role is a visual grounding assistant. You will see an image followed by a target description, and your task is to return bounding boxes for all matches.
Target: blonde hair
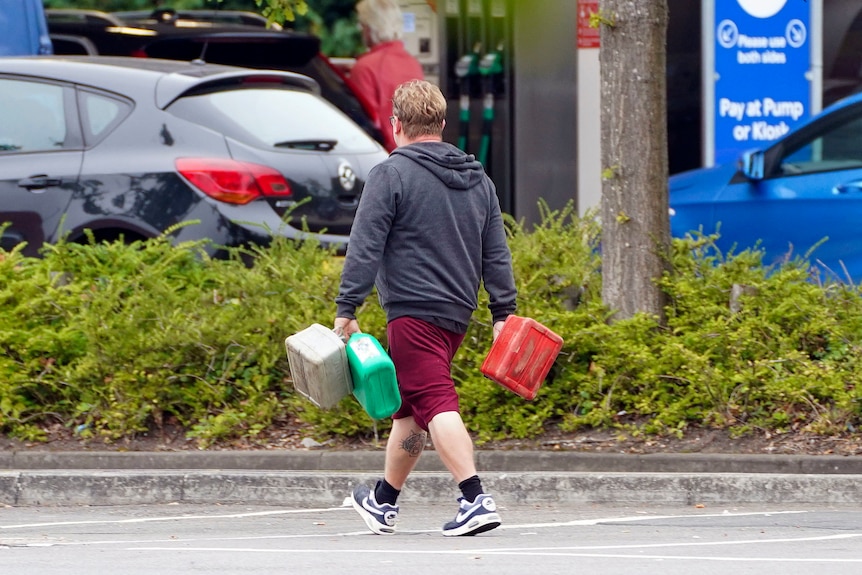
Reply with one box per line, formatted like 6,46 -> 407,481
392,80 -> 446,140
356,0 -> 403,44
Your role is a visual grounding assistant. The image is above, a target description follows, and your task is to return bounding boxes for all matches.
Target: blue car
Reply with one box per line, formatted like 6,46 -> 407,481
0,0 -> 53,56
670,91 -> 862,282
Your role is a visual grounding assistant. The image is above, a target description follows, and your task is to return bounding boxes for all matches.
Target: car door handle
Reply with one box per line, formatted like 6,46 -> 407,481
832,182 -> 862,195
18,175 -> 62,190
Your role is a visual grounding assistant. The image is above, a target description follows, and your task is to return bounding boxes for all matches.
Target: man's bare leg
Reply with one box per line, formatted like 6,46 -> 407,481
427,410 -> 477,482
383,416 -> 427,490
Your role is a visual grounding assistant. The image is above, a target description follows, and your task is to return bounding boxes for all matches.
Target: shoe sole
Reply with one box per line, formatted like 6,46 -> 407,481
442,512 -> 502,537
351,494 -> 396,535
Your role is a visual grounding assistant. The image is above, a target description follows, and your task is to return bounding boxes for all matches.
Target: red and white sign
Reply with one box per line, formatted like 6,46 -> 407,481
577,0 -> 600,49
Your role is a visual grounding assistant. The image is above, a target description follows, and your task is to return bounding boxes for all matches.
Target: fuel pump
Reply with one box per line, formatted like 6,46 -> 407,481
454,43 -> 481,151
477,41 -> 504,167
440,0 -> 513,214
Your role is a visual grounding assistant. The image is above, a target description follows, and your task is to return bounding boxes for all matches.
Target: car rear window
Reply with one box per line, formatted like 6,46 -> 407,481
168,87 -> 381,154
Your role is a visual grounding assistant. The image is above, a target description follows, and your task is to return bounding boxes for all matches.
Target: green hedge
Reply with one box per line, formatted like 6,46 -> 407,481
1,204 -> 860,446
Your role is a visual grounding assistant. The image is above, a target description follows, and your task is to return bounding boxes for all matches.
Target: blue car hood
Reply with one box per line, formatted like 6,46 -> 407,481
669,162 -> 738,202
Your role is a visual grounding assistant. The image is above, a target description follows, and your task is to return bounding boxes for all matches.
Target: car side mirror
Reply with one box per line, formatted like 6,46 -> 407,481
739,150 -> 765,181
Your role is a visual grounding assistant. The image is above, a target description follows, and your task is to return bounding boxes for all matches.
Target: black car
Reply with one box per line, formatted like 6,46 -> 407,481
45,9 -> 385,149
0,56 -> 388,257
112,8 -> 277,28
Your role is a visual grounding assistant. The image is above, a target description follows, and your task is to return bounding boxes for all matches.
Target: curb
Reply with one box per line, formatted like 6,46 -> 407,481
2,470 -> 861,507
2,451 -> 861,507
2,450 -> 861,474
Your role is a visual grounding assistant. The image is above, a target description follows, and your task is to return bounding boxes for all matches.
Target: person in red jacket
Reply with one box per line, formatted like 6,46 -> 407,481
352,0 -> 424,152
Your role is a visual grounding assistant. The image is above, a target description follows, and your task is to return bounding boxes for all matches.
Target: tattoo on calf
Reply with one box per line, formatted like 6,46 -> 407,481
401,430 -> 427,457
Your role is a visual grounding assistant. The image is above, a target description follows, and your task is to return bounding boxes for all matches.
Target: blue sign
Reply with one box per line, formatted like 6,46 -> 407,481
713,0 -> 811,165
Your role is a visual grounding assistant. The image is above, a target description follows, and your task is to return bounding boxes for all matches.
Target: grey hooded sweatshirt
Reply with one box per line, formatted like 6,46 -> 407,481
336,140 -> 517,333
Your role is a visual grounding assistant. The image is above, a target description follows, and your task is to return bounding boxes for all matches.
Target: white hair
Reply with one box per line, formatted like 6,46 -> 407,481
356,0 -> 404,44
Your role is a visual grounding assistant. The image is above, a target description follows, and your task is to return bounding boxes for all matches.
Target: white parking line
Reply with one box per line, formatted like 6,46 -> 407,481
0,507 -> 349,530
123,544 -> 862,564
475,531 -> 862,551
501,509 -> 808,529
5,507 -> 859,562
0,508 -> 807,531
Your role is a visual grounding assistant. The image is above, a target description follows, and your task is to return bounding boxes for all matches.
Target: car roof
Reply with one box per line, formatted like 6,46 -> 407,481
45,8 -> 125,26
46,16 -> 321,67
141,30 -> 321,68
0,55 -> 320,108
46,8 -> 275,30
113,9 -> 277,29
820,88 -> 862,114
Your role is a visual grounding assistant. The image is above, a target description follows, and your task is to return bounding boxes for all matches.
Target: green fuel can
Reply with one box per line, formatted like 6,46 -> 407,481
346,333 -> 401,420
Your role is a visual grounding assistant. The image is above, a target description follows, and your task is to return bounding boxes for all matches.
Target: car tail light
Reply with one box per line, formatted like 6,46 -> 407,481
176,158 -> 292,205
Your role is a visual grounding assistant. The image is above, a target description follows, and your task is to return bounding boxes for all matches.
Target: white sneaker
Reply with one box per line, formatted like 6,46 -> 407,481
442,493 -> 501,536
350,482 -> 398,535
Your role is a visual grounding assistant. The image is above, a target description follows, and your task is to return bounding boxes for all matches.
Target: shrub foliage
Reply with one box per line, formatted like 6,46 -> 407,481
1,203 -> 860,446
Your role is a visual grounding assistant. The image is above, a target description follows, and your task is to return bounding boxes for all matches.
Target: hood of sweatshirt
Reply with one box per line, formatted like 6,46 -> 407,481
391,141 -> 486,190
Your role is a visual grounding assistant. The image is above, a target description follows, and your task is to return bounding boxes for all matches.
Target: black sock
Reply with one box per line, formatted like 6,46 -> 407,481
458,475 -> 484,503
375,479 -> 400,505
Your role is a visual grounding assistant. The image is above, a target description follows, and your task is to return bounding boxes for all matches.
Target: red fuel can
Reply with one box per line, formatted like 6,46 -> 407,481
481,315 -> 564,400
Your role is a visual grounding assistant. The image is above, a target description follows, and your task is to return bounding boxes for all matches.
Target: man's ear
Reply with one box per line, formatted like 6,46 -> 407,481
442,119 -> 447,131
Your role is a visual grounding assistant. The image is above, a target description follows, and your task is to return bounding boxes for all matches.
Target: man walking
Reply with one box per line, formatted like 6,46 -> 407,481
334,80 -> 517,536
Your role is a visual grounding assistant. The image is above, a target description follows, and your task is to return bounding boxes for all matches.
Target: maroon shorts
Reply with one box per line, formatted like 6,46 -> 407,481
387,316 -> 466,431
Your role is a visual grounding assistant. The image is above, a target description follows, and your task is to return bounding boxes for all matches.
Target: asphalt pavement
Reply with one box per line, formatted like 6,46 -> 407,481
5,503 -> 862,575
2,449 -> 862,507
